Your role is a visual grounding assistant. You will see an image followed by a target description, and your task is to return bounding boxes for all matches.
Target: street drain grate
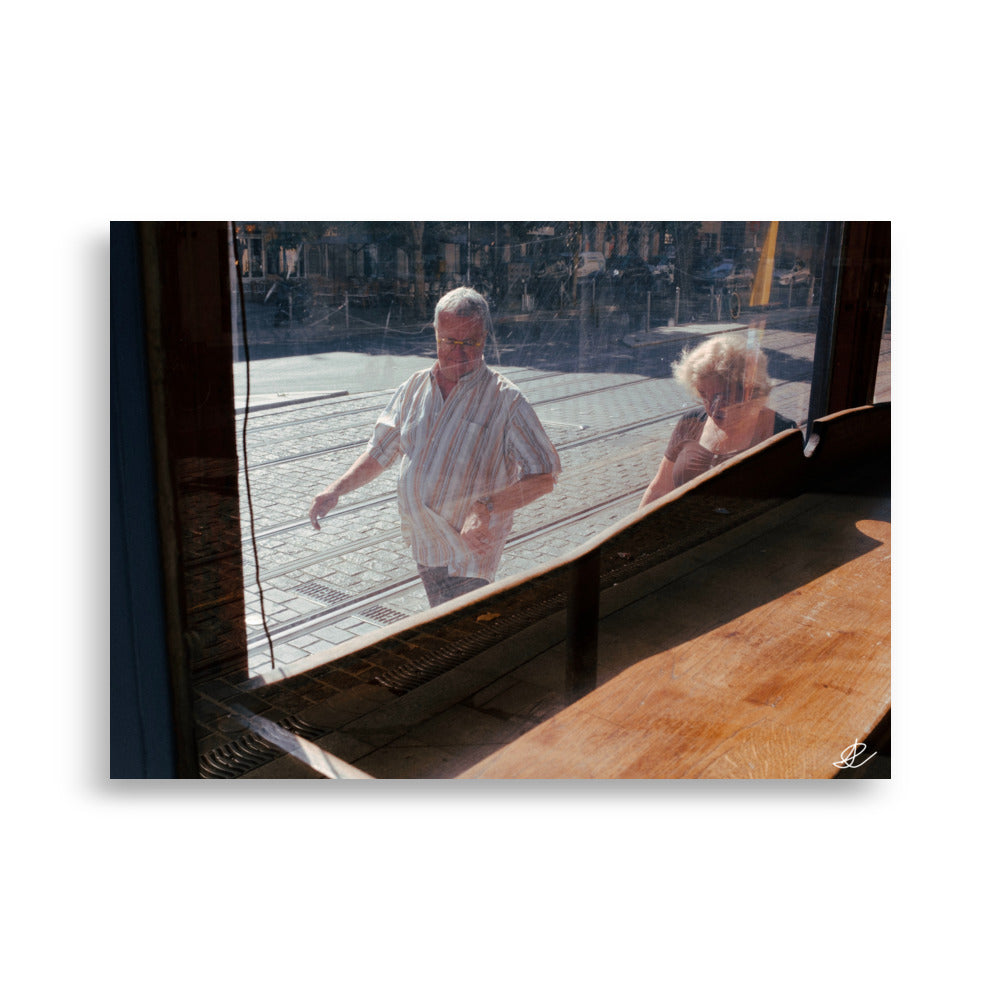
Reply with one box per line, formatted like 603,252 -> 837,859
357,603 -> 407,626
199,714 -> 330,779
295,584 -> 407,627
296,582 -> 350,606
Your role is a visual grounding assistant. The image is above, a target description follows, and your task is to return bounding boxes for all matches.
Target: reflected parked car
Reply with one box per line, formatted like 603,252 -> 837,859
534,256 -> 572,281
608,255 -> 650,284
696,254 -> 754,290
692,255 -> 731,289
647,256 -> 676,283
533,252 -> 606,282
607,255 -> 652,303
574,252 -> 606,278
775,259 -> 812,285
773,258 -> 814,306
531,256 -> 572,309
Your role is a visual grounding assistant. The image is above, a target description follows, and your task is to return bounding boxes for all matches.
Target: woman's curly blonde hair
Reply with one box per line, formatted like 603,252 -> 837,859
672,333 -> 773,402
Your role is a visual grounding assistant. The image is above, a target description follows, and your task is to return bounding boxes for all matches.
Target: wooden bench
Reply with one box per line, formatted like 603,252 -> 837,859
220,405 -> 889,780
458,405 -> 891,779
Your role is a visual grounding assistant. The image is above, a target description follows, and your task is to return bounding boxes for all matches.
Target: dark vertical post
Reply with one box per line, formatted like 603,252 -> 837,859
578,276 -> 594,371
111,222 -> 181,777
806,221 -> 845,434
137,223 -> 248,779
808,221 -> 891,430
566,546 -> 601,700
825,221 -> 891,414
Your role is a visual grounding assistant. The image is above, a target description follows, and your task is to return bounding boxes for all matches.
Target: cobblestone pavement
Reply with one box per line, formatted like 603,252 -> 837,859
235,322 -> 819,676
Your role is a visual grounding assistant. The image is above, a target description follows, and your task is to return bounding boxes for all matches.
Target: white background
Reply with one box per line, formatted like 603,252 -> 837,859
7,3 -> 994,997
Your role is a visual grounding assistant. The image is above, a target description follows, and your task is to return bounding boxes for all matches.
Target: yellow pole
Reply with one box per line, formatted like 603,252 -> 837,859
750,221 -> 778,307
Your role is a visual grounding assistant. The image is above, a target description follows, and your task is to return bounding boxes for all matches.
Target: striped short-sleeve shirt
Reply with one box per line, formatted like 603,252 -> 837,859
366,362 -> 561,580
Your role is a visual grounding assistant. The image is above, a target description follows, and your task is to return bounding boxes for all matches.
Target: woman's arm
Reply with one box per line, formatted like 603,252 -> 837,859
638,456 -> 676,508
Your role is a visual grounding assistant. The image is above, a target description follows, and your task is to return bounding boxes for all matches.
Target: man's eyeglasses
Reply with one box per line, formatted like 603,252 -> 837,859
437,337 -> 484,348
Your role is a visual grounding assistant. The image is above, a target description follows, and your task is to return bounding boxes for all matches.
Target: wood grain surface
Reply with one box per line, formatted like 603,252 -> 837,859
460,492 -> 890,779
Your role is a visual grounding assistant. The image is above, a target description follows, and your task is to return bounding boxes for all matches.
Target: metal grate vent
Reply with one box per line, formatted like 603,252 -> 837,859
357,603 -> 407,626
374,590 -> 568,694
296,582 -> 351,605
199,714 -> 330,779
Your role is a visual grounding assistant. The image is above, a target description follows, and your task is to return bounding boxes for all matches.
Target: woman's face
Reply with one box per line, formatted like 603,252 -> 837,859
697,375 -> 761,425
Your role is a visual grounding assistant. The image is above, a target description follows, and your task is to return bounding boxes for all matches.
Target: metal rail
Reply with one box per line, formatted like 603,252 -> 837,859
238,371 -> 657,470
232,332 -> 819,668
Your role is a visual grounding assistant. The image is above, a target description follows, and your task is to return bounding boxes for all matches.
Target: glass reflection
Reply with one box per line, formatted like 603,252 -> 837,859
232,222 -> 832,676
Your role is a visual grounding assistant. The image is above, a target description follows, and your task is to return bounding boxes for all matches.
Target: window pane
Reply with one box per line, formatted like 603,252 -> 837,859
875,278 -> 891,403
231,222 -> 844,678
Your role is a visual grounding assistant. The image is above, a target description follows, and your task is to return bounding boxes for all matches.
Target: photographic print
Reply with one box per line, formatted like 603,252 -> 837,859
112,221 -> 890,779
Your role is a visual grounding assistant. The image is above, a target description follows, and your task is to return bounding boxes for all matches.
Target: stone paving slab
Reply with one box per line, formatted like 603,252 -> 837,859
233,329 -> 816,677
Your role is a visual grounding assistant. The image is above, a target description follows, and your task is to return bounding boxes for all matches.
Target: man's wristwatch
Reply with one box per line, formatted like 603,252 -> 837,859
476,495 -> 494,514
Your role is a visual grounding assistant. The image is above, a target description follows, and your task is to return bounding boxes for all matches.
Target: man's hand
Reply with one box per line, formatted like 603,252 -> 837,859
307,452 -> 385,530
309,490 -> 339,529
460,506 -> 497,555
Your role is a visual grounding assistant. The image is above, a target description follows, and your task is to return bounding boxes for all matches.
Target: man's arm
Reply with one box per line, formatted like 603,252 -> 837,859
460,472 -> 555,554
309,450 -> 385,529
482,472 -> 556,515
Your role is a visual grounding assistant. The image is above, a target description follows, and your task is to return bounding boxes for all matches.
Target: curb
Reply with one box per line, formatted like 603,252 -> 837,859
236,390 -> 349,415
624,322 -> 749,349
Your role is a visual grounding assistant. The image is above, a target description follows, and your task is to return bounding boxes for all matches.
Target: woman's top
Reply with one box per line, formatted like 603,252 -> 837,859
665,407 -> 799,488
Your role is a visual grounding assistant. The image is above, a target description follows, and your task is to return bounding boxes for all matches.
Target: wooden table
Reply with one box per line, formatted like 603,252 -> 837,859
460,491 -> 890,779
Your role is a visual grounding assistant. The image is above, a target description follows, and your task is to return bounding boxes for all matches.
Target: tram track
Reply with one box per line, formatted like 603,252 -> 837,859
238,372 -> 800,544
234,335 -> 818,655
244,425 -> 663,586
236,328 -> 817,457
238,405 -> 685,550
239,371 -> 654,470
241,407 -> 810,651
244,481 -> 648,653
236,365 -> 545,435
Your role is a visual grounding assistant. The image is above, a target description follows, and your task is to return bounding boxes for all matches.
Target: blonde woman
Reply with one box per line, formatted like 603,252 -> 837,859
639,333 -> 798,507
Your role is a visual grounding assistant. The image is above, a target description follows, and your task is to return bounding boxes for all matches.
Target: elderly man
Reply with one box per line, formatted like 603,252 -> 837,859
308,287 -> 561,607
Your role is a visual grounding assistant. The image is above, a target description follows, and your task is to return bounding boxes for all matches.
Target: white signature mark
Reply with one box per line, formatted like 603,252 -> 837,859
833,739 -> 878,769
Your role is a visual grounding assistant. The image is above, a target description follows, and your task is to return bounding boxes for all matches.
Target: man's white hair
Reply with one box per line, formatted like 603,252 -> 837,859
434,286 -> 492,337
